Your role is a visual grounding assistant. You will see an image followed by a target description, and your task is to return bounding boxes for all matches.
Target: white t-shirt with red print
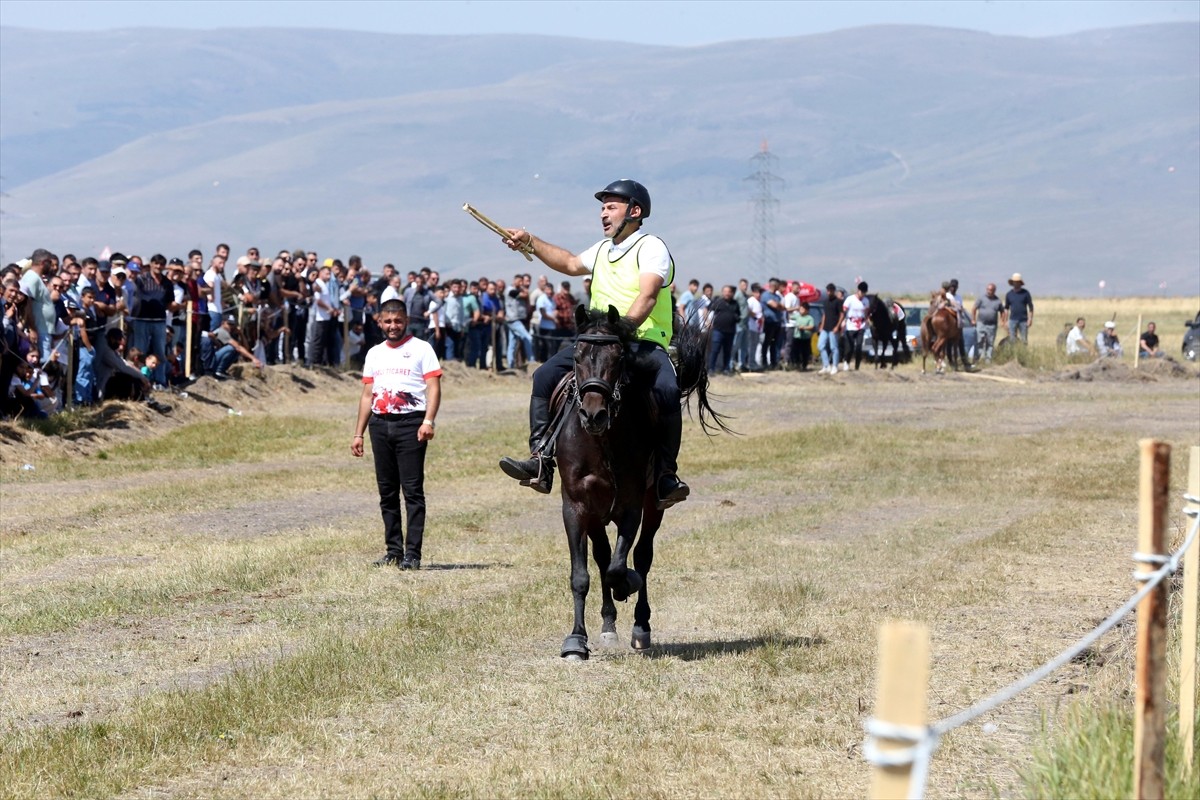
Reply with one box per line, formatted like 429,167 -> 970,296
362,335 -> 442,415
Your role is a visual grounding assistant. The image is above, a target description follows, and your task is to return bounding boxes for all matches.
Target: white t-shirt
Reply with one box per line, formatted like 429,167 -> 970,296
362,335 -> 442,415
747,296 -> 763,331
380,284 -> 402,305
783,292 -> 799,328
204,268 -> 223,315
843,294 -> 869,331
1066,326 -> 1088,355
577,232 -> 672,284
313,279 -> 332,323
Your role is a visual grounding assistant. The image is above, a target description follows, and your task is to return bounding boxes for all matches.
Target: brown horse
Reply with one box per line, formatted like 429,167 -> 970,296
921,306 -> 962,374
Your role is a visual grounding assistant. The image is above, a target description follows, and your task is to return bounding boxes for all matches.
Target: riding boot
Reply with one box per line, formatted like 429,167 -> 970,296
655,411 -> 690,510
499,396 -> 555,494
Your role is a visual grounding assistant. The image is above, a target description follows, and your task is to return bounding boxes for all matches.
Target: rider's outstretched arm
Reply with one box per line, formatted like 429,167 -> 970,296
503,229 -> 589,278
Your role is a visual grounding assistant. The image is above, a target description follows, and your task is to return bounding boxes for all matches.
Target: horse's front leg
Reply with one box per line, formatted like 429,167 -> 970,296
631,495 -> 664,651
561,506 -> 591,661
589,528 -> 619,647
606,506 -> 644,603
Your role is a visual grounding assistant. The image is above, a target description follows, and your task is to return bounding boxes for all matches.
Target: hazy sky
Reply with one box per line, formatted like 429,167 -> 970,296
1,0 -> 1196,45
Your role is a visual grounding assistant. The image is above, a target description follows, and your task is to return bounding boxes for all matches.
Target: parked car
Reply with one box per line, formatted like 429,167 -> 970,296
1184,314 -> 1200,361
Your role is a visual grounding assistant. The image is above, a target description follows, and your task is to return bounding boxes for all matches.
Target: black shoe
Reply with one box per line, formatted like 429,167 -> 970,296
373,554 -> 401,567
212,372 -> 229,381
400,556 -> 421,571
499,455 -> 554,494
146,399 -> 173,414
656,474 -> 690,510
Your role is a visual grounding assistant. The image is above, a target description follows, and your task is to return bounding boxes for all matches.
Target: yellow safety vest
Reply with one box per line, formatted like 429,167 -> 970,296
588,234 -> 675,348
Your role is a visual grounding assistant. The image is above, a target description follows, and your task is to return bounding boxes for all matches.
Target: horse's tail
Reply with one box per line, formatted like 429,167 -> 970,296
672,320 -> 733,435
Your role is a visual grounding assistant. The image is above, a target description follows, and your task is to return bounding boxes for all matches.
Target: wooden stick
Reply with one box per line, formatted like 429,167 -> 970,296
869,621 -> 930,800
1180,445 -> 1200,776
958,371 -> 1026,385
1133,439 -> 1170,800
463,203 -> 534,262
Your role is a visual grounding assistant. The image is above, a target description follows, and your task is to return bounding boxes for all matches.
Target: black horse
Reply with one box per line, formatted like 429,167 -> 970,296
554,305 -> 725,660
867,295 -> 910,369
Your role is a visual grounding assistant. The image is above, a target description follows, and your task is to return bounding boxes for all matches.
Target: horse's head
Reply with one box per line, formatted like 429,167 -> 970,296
572,304 -> 634,435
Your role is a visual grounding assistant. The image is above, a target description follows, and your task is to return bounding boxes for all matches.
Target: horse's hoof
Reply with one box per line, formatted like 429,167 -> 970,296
631,626 -> 652,651
599,631 -> 620,647
561,634 -> 589,660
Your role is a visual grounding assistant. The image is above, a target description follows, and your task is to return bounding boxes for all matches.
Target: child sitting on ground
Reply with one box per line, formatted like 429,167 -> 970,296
140,353 -> 159,381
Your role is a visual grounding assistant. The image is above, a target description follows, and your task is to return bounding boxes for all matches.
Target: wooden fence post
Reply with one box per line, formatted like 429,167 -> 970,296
1180,445 -> 1199,777
1134,313 -> 1143,369
184,301 -> 194,378
65,329 -> 75,410
869,621 -> 930,800
1133,439 -> 1169,800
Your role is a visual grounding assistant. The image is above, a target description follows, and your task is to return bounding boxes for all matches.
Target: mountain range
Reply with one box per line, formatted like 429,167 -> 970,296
1,23 -> 1197,296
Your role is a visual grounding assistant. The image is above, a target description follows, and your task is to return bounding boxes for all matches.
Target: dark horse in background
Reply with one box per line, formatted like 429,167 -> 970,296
866,295 -> 909,369
554,306 -> 727,660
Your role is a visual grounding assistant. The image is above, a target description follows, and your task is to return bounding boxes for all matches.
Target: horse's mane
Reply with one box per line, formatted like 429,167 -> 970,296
577,307 -> 639,342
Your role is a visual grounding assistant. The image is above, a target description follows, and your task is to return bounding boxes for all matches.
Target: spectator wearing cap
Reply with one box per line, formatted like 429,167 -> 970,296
108,255 -> 136,332
1004,272 -> 1034,344
19,249 -> 58,362
1096,320 -> 1122,358
204,314 -> 263,379
132,254 -> 171,385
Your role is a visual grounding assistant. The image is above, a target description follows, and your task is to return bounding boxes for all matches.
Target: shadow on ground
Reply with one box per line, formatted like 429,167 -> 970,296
643,634 -> 825,661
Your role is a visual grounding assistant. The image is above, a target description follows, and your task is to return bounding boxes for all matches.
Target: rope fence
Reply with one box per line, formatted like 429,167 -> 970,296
864,442 -> 1200,800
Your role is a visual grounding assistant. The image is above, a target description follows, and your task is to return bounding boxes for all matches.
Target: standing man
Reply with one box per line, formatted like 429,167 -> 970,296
132,254 -> 171,386
759,278 -> 785,370
732,278 -> 750,371
972,283 -> 1005,362
818,283 -> 844,374
351,299 -> 442,571
1004,272 -> 1034,344
676,279 -> 700,326
706,284 -> 740,375
20,249 -> 58,362
744,283 -> 764,372
505,273 -> 535,368
497,179 -> 689,509
842,281 -> 870,370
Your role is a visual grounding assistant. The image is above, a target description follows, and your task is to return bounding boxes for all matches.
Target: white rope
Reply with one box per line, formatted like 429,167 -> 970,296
862,502 -> 1200,799
862,719 -> 939,800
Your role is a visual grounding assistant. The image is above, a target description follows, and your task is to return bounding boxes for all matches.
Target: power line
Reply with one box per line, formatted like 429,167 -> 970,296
744,140 -> 784,277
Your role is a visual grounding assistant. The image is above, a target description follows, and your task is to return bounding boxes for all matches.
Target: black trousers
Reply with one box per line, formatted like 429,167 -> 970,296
368,412 -> 428,559
761,320 -> 781,368
846,328 -> 866,368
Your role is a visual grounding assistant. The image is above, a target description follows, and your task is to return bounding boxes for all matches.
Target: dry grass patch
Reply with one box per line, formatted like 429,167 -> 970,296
0,364 -> 1197,798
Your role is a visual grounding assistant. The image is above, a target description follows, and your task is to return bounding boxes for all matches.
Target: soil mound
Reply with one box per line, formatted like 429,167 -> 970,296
1051,357 -> 1197,383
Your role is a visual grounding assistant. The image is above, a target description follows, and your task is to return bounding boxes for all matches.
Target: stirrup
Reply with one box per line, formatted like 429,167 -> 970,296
499,455 -> 554,494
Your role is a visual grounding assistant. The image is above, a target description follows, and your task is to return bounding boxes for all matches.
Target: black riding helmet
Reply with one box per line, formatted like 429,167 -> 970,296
595,179 -> 650,242
594,179 -> 651,219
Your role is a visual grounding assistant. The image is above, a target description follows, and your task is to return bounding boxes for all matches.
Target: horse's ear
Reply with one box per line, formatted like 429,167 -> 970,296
607,305 -> 620,326
575,304 -> 588,328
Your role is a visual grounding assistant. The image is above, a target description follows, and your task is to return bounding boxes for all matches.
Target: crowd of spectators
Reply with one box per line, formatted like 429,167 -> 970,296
0,244 -> 594,421
3,245 -> 1189,423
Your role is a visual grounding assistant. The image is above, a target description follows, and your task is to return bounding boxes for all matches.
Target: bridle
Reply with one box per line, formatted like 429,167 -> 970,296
573,332 -> 626,419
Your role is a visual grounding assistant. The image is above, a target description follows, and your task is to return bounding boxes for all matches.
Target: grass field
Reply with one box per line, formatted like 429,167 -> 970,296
1,313 -> 1199,798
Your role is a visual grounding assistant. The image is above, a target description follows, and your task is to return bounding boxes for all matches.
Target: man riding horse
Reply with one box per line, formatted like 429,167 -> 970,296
497,179 -> 689,510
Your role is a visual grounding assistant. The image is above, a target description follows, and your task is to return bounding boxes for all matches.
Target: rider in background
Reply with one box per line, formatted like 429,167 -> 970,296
496,179 -> 689,510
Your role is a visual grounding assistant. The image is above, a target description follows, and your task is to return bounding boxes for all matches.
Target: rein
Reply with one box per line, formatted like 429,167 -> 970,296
573,333 -> 626,417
